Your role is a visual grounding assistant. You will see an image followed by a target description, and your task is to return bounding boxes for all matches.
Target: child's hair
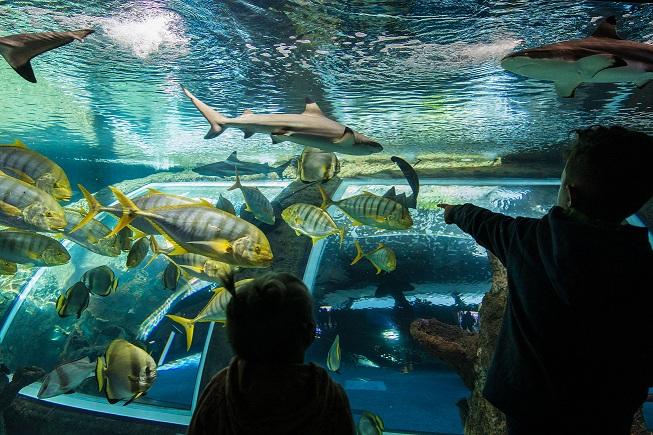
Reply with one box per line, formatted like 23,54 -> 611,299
566,126 -> 653,220
223,271 -> 315,363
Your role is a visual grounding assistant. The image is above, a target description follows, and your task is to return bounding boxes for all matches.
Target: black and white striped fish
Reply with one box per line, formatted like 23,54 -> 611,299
318,185 -> 412,230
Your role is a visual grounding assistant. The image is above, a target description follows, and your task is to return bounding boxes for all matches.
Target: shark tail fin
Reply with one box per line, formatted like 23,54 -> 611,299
180,85 -> 227,139
351,240 -> 364,265
274,159 -> 293,179
228,169 -> 242,191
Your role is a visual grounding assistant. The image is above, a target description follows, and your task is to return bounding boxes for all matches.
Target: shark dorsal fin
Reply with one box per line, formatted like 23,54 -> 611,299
303,98 -> 326,117
226,151 -> 239,162
592,16 -> 621,40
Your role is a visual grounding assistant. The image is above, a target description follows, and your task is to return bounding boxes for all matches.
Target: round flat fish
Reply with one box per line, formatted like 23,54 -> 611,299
81,265 -> 118,296
127,237 -> 150,268
56,282 -> 90,318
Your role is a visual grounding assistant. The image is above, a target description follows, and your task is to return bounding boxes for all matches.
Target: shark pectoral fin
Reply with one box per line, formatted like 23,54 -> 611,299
577,54 -> 624,79
554,81 -> 580,98
635,78 -> 651,89
333,127 -> 355,145
243,131 -> 254,139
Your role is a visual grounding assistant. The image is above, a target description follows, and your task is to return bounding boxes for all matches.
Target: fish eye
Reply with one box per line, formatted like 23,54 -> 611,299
45,211 -> 53,217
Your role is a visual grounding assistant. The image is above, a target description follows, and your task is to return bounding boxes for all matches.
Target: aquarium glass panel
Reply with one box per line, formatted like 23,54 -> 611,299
303,179 -> 559,434
0,181 -> 288,424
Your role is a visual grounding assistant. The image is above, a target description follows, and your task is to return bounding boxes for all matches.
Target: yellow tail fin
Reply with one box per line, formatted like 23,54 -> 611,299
166,314 -> 195,351
318,185 -> 334,210
70,184 -> 103,233
96,356 -> 105,392
108,186 -> 142,237
350,240 -> 364,265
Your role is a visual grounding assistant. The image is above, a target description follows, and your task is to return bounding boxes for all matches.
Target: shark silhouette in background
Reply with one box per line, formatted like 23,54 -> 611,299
501,16 -> 653,97
193,151 -> 294,178
0,29 -> 94,83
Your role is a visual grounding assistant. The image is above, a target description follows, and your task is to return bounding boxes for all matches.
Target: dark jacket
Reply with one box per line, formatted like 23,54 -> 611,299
187,357 -> 355,435
450,204 -> 653,421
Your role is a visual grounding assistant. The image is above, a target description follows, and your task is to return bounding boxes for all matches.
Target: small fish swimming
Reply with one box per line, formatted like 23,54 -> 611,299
56,282 -> 90,319
215,195 -> 236,215
150,237 -> 233,284
63,209 -> 121,257
96,339 -> 157,405
0,29 -> 94,83
81,265 -> 118,297
194,151 -> 292,178
357,411 -> 384,435
77,186 -> 273,268
126,237 -> 150,268
319,185 -> 412,230
352,354 -> 380,368
0,171 -> 67,232
166,279 -> 254,350
0,230 -> 70,266
228,173 -> 275,225
0,259 -> 16,275
0,140 -> 72,200
136,280 -> 203,341
163,262 -> 180,290
351,240 -> 396,274
37,356 -> 96,399
118,226 -> 133,251
327,334 -> 341,373
182,87 -> 383,155
281,203 -> 344,245
297,147 -> 340,182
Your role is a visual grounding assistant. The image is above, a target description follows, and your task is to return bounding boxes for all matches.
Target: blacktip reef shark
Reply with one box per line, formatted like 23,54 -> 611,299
0,29 -> 93,83
181,86 -> 383,155
501,16 -> 653,97
193,151 -> 293,178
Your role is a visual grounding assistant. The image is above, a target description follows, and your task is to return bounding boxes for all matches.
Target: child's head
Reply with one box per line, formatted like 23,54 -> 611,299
557,126 -> 653,222
225,272 -> 315,363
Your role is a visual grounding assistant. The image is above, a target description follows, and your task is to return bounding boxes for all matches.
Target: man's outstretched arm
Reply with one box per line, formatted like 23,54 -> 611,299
438,203 -> 519,265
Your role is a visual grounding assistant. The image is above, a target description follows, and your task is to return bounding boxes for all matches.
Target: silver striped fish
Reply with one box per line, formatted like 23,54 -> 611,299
166,278 -> 254,350
63,209 -> 121,257
0,230 -> 70,266
103,188 -> 198,235
0,172 -> 67,231
351,240 -> 396,274
318,185 -> 412,230
228,175 -> 275,225
281,203 -> 344,244
0,140 -> 72,200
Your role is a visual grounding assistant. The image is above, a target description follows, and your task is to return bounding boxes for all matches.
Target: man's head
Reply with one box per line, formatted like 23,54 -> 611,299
557,126 -> 653,222
225,272 -> 315,363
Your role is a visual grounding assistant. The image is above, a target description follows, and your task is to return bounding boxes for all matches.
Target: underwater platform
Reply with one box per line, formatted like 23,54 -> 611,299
0,178 -> 650,435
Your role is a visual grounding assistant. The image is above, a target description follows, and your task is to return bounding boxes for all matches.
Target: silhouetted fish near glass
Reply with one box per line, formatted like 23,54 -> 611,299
56,282 -> 90,319
193,151 -> 292,178
38,356 -> 95,399
127,237 -> 150,268
0,29 -> 94,83
382,156 -> 419,209
163,262 -> 180,290
215,194 -> 236,215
